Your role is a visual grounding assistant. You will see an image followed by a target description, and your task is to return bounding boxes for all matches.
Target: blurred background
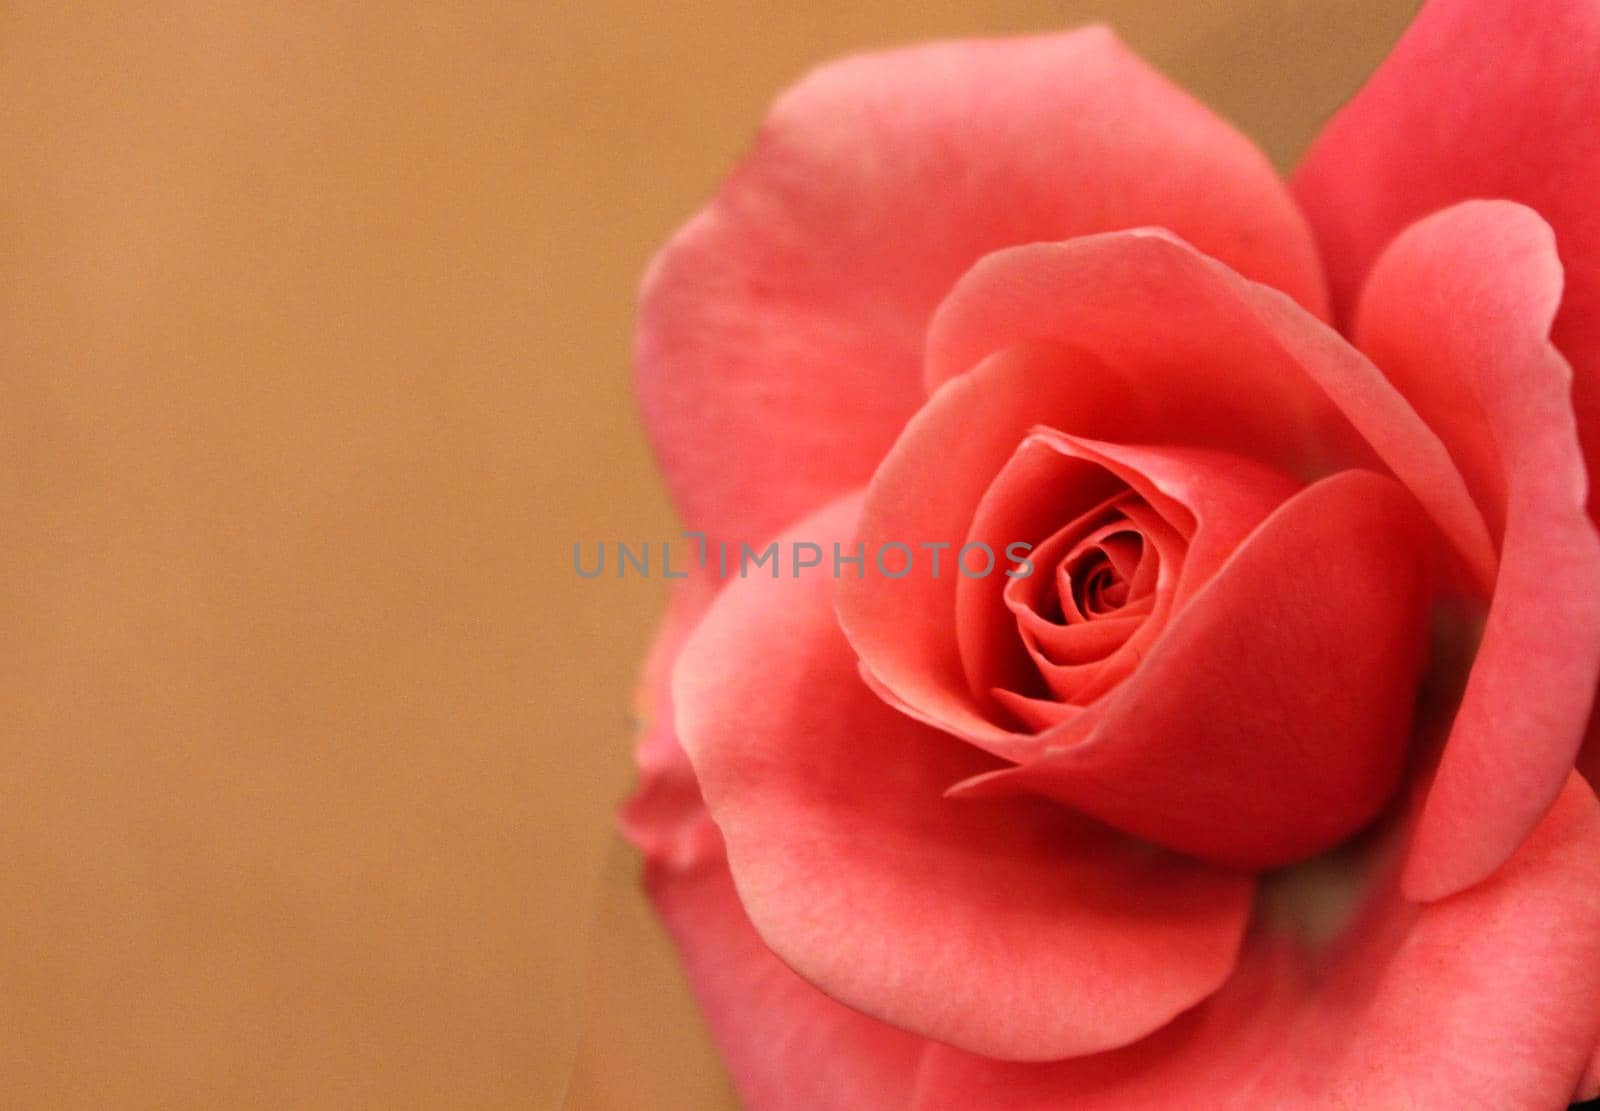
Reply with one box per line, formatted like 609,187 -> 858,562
0,2 -> 1418,1107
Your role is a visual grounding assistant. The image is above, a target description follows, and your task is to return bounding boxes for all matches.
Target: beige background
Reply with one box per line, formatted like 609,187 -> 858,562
0,2 -> 1417,1107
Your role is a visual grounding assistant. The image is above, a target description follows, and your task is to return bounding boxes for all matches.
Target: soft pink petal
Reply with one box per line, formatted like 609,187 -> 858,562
915,774 -> 1600,1109
1293,1 -> 1600,487
674,492 -> 1254,1062
645,856 -> 928,1111
637,28 -> 1327,550
621,571 -> 927,1109
954,471 -> 1434,871
1354,201 -> 1600,900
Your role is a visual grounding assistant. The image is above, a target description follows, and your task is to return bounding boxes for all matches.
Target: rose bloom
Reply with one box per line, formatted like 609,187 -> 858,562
620,2 -> 1600,1106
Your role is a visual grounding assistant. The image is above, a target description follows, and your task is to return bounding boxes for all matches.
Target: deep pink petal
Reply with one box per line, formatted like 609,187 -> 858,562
1293,1 -> 1600,493
674,492 -> 1254,1062
954,470 -> 1434,870
915,774 -> 1600,1109
1354,201 -> 1600,900
637,28 -> 1327,550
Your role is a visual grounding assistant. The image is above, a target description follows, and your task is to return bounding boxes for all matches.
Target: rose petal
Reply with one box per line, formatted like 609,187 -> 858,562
840,342 -> 1128,756
621,567 -> 927,1109
619,572 -> 723,872
986,485 -> 1156,697
1019,433 -> 1300,608
953,470 -> 1434,870
1020,612 -> 1146,668
1013,502 -> 1183,711
1293,1 -> 1600,480
924,232 -> 1496,585
637,28 -> 1327,551
915,773 -> 1600,1109
1354,200 -> 1600,900
1018,500 -> 1184,707
674,492 -> 1255,1062
645,857 -> 928,1111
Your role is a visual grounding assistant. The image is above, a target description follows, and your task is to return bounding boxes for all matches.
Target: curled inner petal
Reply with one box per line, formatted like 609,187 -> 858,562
956,470 -> 1435,869
1003,498 -> 1186,714
960,429 -> 1281,733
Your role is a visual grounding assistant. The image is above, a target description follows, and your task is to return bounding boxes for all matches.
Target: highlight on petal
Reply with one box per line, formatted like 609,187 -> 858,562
674,492 -> 1255,1062
914,774 -> 1600,1109
637,28 -> 1327,551
1354,200 -> 1600,900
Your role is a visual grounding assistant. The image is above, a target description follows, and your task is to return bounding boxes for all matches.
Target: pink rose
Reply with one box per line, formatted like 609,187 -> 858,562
622,2 -> 1600,1106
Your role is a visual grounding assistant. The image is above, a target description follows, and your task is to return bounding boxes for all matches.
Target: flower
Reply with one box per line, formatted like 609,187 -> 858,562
622,2 -> 1600,1105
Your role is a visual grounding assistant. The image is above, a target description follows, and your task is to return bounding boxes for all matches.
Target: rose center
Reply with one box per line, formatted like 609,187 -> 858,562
1054,528 -> 1145,623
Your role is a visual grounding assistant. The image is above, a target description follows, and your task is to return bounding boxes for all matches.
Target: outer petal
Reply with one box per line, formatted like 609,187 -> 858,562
1292,0 -> 1600,480
646,856 -> 928,1111
623,576 -> 927,1109
915,774 -> 1600,1109
673,493 -> 1255,1062
1355,201 -> 1600,900
637,28 -> 1328,550
619,572 -> 723,872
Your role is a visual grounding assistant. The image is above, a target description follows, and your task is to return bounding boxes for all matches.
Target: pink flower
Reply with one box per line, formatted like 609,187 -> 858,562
623,2 -> 1600,1105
